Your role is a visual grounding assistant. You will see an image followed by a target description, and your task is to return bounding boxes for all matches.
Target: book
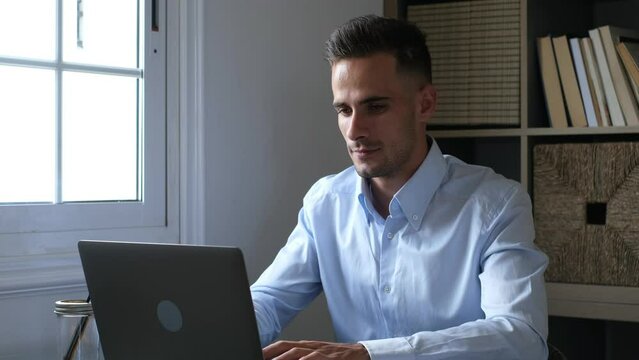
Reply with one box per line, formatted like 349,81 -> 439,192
553,35 -> 587,127
581,38 -> 610,126
589,28 -> 626,126
629,78 -> 639,105
617,41 -> 639,102
598,26 -> 639,126
570,38 -> 598,127
537,36 -> 569,128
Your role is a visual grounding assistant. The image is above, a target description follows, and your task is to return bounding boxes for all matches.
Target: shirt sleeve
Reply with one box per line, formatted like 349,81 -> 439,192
250,207 -> 322,347
360,184 -> 549,360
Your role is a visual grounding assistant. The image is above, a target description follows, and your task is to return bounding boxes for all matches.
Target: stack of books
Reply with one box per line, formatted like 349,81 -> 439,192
538,26 -> 639,128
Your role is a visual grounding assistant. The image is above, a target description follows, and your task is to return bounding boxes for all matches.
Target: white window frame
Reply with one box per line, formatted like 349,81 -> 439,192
0,0 -> 202,296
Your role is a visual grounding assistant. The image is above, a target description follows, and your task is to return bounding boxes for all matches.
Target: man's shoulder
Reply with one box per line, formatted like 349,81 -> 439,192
304,166 -> 359,204
442,155 -> 523,201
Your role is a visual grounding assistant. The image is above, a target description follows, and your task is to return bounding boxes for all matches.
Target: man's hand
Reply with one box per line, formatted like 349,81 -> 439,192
263,340 -> 371,360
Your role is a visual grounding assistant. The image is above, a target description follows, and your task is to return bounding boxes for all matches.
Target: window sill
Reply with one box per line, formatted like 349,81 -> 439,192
0,224 -> 179,299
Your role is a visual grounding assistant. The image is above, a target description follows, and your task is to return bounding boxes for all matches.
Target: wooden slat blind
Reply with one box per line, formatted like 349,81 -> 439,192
408,0 -> 521,126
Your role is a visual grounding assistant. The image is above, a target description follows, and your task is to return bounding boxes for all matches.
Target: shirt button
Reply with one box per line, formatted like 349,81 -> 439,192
386,232 -> 393,239
383,286 -> 391,293
412,214 -> 418,221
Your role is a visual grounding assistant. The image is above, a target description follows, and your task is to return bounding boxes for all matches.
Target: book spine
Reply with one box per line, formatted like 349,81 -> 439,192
599,26 -> 639,126
537,36 -> 569,128
553,36 -> 587,127
570,38 -> 598,127
581,38 -> 610,126
589,28 -> 626,126
619,43 -> 639,82
617,42 -> 639,105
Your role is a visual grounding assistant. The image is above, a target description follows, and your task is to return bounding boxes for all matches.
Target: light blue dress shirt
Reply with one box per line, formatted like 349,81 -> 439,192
251,139 -> 548,359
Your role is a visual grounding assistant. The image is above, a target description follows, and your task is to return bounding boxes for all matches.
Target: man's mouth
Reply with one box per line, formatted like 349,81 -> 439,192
351,147 -> 380,157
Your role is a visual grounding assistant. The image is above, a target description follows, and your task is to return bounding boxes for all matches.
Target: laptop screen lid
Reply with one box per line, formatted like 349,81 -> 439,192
78,240 -> 263,360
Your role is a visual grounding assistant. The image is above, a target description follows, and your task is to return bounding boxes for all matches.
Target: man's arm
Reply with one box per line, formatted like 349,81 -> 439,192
251,207 -> 323,347
359,185 -> 548,359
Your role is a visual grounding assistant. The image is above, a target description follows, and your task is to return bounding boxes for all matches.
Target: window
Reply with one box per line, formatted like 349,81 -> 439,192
0,0 -> 178,290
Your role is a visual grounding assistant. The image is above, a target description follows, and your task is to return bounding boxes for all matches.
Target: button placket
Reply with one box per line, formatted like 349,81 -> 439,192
378,216 -> 404,337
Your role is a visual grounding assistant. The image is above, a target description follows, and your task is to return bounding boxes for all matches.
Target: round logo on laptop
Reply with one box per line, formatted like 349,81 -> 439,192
156,300 -> 183,332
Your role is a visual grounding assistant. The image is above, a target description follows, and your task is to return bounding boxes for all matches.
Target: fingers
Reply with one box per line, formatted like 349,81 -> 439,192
263,340 -> 328,360
262,340 -> 369,360
272,347 -> 317,360
300,351 -> 330,360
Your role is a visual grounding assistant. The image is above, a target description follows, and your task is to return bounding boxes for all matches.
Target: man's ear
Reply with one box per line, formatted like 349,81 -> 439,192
417,84 -> 437,123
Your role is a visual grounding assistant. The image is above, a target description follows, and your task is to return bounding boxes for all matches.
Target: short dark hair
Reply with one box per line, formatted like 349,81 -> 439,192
325,15 -> 432,83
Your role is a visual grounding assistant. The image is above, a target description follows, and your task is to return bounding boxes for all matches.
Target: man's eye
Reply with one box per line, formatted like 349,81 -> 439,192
368,103 -> 387,113
336,107 -> 352,116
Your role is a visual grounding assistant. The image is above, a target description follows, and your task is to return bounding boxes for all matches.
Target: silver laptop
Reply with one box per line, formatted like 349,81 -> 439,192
78,240 -> 264,359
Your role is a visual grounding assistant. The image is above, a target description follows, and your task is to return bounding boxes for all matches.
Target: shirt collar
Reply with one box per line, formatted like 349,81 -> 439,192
395,137 -> 447,229
356,137 -> 448,229
357,177 -> 377,224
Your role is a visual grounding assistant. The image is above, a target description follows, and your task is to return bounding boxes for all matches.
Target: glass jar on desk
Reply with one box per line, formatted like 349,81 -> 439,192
54,299 -> 103,360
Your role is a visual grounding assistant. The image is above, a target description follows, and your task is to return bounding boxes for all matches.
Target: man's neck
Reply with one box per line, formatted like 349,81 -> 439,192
369,141 -> 430,219
369,181 -> 395,219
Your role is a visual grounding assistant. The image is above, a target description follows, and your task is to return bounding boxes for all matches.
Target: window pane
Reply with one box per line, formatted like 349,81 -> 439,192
62,72 -> 138,202
0,66 -> 55,203
63,0 -> 138,68
0,0 -> 56,60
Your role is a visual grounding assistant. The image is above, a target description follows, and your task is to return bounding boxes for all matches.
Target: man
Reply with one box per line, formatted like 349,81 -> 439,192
251,15 -> 548,360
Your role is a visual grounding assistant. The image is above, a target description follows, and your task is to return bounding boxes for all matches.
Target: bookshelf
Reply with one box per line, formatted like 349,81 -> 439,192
386,0 -> 639,322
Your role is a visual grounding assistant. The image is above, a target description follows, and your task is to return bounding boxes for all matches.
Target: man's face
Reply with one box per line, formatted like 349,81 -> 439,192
331,53 -> 434,181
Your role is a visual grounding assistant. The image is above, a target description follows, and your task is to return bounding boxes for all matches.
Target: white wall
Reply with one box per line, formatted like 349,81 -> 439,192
200,0 -> 382,340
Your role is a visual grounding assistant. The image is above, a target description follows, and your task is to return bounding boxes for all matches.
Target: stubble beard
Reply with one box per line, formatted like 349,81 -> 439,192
352,136 -> 415,180
350,109 -> 421,180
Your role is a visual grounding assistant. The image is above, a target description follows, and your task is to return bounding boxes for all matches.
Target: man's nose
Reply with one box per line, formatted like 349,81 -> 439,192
346,111 -> 369,141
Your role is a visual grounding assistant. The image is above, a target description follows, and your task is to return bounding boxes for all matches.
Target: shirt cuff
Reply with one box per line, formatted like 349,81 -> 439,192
359,337 -> 415,360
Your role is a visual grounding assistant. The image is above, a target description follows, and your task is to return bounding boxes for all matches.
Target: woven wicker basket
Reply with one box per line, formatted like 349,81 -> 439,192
533,142 -> 639,286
